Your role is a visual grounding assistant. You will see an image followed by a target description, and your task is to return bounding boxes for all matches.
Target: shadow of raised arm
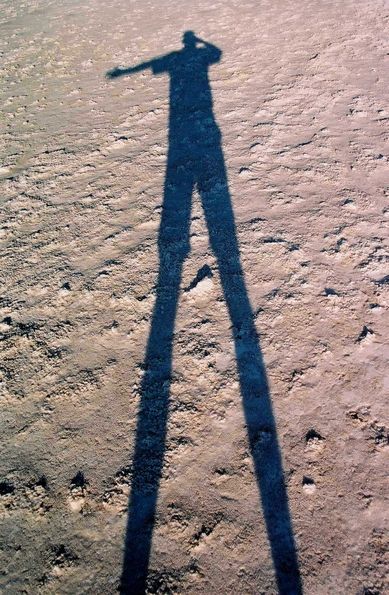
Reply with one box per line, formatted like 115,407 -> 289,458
106,33 -> 222,82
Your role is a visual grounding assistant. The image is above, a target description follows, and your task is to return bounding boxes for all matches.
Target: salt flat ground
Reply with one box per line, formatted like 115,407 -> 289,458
0,0 -> 388,593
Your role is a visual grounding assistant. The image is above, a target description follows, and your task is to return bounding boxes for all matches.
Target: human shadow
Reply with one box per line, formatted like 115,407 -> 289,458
107,31 -> 302,594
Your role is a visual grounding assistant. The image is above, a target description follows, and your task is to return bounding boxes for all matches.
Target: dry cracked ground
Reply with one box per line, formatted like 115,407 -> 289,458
1,0 -> 388,593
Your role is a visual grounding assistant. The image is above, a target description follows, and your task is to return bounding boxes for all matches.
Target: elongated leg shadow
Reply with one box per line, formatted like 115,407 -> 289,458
121,174 -> 193,593
199,147 -> 302,594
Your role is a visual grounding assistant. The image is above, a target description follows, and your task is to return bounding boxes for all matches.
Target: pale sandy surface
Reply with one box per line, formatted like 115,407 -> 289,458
1,0 -> 388,593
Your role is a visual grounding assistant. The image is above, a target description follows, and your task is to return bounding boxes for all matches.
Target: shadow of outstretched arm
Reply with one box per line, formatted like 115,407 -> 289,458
106,60 -> 154,79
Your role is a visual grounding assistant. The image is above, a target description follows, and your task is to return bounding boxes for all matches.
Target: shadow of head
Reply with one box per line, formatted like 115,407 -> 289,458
182,30 -> 196,48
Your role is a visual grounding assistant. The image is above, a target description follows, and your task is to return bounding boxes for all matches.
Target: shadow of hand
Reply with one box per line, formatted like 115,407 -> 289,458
106,67 -> 124,79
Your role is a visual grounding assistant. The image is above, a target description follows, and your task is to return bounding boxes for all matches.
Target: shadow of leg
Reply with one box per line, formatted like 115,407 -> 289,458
199,147 -> 302,594
121,172 -> 193,594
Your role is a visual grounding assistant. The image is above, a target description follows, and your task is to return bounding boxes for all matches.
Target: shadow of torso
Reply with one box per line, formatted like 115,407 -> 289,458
151,45 -> 221,154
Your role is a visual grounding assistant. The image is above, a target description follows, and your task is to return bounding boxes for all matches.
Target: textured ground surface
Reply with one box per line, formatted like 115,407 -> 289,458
1,0 -> 388,593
